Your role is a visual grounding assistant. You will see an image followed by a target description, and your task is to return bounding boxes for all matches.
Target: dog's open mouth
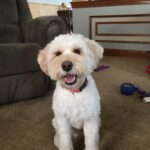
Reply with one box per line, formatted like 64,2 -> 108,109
64,74 -> 77,85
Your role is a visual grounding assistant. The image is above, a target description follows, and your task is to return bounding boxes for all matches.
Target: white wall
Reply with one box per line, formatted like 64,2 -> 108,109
28,0 -> 72,18
28,3 -> 59,18
28,0 -> 71,6
73,5 -> 150,51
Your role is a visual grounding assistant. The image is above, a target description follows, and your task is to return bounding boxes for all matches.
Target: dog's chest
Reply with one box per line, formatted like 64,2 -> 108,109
65,94 -> 92,127
53,83 -> 100,129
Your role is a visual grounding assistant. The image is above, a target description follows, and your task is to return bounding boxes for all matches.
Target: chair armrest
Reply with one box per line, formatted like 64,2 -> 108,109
22,16 -> 67,47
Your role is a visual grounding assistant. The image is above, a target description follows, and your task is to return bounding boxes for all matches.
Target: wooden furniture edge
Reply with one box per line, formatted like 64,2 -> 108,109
104,48 -> 150,59
71,0 -> 150,8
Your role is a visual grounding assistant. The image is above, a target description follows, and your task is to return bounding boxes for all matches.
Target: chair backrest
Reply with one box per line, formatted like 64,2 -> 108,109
0,0 -> 32,43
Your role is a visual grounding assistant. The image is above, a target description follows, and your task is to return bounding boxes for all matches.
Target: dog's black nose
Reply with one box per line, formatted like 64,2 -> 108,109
62,61 -> 73,72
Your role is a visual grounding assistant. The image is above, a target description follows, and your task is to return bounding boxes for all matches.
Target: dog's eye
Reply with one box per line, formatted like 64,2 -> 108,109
55,51 -> 62,56
73,49 -> 81,55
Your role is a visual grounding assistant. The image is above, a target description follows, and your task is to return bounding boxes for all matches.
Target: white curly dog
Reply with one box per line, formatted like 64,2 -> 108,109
37,33 -> 104,150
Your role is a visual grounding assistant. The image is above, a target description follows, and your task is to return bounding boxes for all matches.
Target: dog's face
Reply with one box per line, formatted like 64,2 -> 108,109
37,34 -> 103,90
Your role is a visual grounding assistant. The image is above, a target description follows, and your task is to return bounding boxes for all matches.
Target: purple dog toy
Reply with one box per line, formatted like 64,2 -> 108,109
94,65 -> 110,72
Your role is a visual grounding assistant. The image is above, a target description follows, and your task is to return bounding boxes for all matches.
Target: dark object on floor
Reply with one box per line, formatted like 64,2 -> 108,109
120,83 -> 138,96
0,0 -> 67,105
120,83 -> 150,102
94,65 -> 110,72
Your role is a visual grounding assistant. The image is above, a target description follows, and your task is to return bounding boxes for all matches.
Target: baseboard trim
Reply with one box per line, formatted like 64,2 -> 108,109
104,49 -> 150,59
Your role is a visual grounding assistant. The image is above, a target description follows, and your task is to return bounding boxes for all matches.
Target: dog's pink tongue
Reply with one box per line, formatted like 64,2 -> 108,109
64,75 -> 76,83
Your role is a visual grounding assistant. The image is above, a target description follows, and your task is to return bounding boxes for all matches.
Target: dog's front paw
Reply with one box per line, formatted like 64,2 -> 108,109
85,147 -> 99,150
54,133 -> 59,148
84,144 -> 100,150
59,144 -> 73,150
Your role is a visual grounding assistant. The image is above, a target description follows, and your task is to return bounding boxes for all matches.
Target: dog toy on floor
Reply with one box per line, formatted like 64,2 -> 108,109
94,65 -> 110,72
146,65 -> 150,74
120,83 -> 150,103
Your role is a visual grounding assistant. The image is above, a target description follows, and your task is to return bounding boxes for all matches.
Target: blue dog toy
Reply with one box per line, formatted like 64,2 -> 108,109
120,83 -> 138,95
120,83 -> 150,102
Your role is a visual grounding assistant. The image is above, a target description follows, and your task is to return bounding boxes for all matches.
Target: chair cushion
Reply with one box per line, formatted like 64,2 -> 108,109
0,71 -> 47,105
0,0 -> 18,24
0,24 -> 23,43
0,0 -> 23,43
0,43 -> 42,77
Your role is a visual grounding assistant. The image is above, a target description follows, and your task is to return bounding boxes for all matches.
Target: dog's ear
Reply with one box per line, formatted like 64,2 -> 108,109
86,39 -> 104,67
37,48 -> 49,75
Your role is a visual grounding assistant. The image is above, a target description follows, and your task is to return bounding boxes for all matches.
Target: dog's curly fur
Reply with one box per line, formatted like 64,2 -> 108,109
38,33 -> 103,150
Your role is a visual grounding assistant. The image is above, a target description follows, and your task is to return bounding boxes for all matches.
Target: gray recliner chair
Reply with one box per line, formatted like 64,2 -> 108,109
0,0 -> 66,105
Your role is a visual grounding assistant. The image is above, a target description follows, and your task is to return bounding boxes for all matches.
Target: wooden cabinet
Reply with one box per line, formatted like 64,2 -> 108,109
57,10 -> 73,33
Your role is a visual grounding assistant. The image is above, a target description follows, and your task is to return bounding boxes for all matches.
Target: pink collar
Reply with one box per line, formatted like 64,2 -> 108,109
71,78 -> 88,94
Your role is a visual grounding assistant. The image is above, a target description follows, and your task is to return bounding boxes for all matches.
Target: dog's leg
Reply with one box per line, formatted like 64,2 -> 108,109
83,116 -> 100,150
56,116 -> 73,150
52,118 -> 59,148
54,132 -> 59,148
